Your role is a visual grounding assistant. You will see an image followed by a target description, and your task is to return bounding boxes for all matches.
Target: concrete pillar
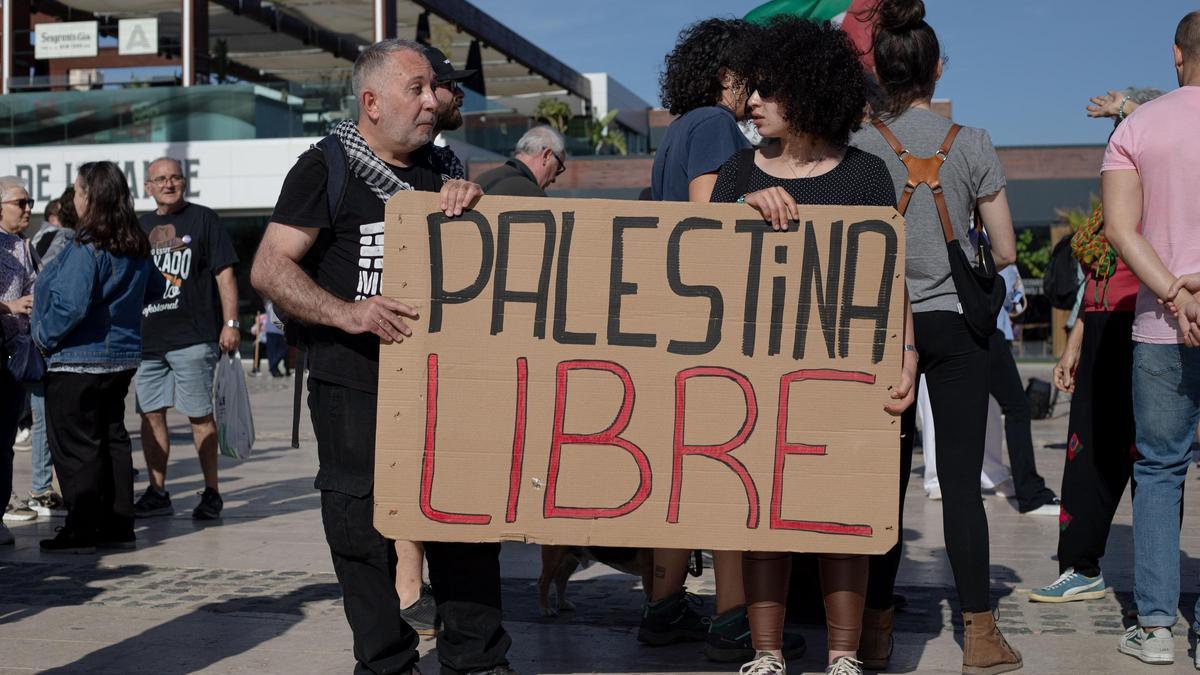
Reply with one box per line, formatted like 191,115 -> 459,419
180,0 -> 208,86
373,0 -> 396,43
2,0 -> 12,95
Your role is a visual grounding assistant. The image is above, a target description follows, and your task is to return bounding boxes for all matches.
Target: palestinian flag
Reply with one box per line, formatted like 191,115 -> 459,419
745,0 -> 880,70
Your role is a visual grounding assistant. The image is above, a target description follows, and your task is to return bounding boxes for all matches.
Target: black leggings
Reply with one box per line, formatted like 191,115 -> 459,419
988,332 -> 1056,511
914,311 -> 992,612
1057,311 -> 1136,577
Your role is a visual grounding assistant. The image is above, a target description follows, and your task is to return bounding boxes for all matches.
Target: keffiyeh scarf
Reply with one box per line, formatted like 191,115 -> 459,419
331,120 -> 464,204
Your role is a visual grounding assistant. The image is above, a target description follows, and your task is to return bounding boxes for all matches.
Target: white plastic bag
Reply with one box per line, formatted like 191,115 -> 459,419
213,354 -> 255,460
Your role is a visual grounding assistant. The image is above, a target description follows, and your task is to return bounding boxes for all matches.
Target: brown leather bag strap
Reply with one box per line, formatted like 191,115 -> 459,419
873,119 -> 964,243
930,124 -> 963,244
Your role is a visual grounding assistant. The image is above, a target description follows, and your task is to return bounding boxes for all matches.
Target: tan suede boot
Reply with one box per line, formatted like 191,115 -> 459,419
859,606 -> 894,670
962,611 -> 1022,674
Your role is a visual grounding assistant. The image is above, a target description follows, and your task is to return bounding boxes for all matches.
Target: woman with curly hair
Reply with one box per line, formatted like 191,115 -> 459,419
650,18 -> 759,203
710,16 -> 917,675
850,1 -> 1022,673
643,16 -> 798,666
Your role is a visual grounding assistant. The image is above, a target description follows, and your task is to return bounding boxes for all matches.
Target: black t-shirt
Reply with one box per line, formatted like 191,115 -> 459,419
710,146 -> 898,208
140,203 -> 238,355
269,146 -> 444,393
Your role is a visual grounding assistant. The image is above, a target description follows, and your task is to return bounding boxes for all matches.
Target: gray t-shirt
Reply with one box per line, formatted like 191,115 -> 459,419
850,108 -> 1006,313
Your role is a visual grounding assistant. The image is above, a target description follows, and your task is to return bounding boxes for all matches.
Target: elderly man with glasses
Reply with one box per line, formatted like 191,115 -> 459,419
131,157 -> 240,523
476,126 -> 568,197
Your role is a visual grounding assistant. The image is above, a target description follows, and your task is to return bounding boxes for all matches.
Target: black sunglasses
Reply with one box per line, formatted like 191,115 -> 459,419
2,198 -> 34,209
749,79 -> 777,100
551,150 -> 567,177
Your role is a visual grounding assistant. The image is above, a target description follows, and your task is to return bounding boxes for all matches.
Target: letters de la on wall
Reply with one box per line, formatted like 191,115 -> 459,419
375,193 -> 906,554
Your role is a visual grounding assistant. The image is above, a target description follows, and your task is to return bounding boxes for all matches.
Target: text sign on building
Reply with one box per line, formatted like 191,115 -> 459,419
35,21 -> 99,60
374,192 -> 906,554
119,18 -> 158,56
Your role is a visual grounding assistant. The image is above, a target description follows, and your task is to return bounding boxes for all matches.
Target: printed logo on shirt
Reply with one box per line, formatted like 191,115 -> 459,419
144,224 -> 192,316
356,221 -> 384,300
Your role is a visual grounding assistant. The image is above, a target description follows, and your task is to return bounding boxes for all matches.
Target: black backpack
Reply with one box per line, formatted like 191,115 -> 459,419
1042,235 -> 1082,310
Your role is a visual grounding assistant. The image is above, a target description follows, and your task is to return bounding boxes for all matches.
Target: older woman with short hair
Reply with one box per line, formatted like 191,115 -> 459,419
0,175 -> 39,541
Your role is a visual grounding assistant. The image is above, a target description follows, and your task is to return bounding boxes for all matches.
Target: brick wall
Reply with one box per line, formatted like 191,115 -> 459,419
470,145 -> 1105,192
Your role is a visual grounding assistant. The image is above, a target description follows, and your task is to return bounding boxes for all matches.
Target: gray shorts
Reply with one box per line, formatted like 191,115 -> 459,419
135,342 -> 219,418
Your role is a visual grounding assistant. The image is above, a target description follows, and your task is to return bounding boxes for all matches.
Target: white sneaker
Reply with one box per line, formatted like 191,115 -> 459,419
1118,625 -> 1174,665
1023,499 -> 1062,517
926,484 -> 942,500
12,427 -> 31,452
740,652 -> 786,675
3,492 -> 37,522
825,656 -> 863,674
0,522 -> 12,545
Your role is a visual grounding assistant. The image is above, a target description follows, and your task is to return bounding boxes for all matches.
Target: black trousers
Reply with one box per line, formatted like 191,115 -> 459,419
309,379 -> 511,675
44,370 -> 135,539
1,367 -> 22,502
914,311 -> 992,612
1057,311 -> 1137,577
988,332 -> 1057,512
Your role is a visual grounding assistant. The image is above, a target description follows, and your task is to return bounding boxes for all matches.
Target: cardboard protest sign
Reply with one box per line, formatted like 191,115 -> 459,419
375,192 -> 905,554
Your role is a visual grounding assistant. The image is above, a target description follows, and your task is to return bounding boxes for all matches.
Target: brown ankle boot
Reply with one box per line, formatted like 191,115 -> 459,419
962,611 -> 1022,674
859,606 -> 894,669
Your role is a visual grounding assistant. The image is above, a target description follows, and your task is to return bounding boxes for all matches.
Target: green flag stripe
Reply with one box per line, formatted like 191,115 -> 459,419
744,0 -> 854,24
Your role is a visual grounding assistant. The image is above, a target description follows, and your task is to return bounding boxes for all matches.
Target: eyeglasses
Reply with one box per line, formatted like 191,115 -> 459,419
149,174 -> 185,186
2,198 -> 34,210
551,150 -> 567,177
434,80 -> 462,93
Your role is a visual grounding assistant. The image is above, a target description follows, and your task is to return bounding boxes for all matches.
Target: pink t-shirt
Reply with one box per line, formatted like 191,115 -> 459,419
1102,86 -> 1200,344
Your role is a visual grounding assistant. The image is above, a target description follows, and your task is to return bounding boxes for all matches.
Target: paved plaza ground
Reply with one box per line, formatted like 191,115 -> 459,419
3,363 -> 1200,674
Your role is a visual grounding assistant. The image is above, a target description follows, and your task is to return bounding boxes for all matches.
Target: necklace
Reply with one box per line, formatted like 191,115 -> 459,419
786,156 -> 827,180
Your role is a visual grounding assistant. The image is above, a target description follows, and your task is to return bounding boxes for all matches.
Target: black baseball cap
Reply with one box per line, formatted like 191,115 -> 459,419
423,46 -> 476,82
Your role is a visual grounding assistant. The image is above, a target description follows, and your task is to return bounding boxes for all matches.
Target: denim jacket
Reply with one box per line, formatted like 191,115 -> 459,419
32,238 -> 164,367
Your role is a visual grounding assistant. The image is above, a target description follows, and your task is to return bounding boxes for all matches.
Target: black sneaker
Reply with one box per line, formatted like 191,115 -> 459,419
400,584 -> 438,636
192,487 -> 223,520
704,605 -> 807,662
40,527 -> 96,554
637,590 -> 710,646
134,487 -> 173,518
96,526 -> 136,550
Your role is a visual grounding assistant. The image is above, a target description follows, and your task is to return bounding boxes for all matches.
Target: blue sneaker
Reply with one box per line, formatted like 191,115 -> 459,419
1029,568 -> 1106,603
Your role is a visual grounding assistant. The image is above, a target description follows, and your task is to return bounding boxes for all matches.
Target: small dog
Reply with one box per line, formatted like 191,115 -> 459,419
538,545 -> 654,617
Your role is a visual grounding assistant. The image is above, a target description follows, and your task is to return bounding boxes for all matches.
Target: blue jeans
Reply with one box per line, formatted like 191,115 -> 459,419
28,381 -> 53,493
1131,342 -> 1200,629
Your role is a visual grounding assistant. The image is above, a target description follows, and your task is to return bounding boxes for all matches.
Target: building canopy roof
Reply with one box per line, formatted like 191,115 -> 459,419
53,0 -> 596,110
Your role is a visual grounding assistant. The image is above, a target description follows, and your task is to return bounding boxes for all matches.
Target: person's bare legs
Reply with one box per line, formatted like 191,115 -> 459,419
395,540 -> 425,607
140,410 -> 171,491
651,548 -> 692,601
713,550 -> 746,614
189,414 -> 219,490
654,549 -> 745,613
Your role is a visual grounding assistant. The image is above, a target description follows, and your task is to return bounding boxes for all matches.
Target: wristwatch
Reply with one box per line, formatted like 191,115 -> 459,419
225,319 -> 241,329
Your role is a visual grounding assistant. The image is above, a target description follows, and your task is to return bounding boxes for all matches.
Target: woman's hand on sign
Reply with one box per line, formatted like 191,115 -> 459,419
744,187 -> 799,231
439,179 -> 484,217
884,351 -> 917,416
339,296 -> 419,344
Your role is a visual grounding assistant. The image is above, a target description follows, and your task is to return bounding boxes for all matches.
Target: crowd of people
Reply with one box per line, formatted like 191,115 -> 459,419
2,2 -> 1199,674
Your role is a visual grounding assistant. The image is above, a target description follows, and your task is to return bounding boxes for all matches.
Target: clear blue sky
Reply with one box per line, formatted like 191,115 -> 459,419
471,0 -> 1193,147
